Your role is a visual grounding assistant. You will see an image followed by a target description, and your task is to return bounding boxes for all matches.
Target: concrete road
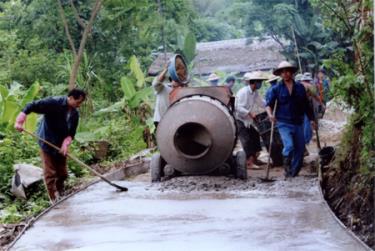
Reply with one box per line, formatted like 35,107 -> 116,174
12,176 -> 367,251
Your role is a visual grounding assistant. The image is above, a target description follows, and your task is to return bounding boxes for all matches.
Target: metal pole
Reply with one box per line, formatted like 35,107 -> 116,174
292,27 -> 302,73
157,0 -> 167,64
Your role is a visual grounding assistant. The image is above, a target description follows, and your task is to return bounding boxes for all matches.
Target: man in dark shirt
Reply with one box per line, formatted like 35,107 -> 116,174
266,61 -> 316,177
15,88 -> 86,203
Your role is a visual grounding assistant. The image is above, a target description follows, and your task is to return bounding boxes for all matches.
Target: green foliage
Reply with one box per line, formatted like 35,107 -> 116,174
182,31 -> 197,64
0,131 -> 41,195
0,183 -> 50,224
244,0 -> 335,72
312,0 -> 374,174
0,82 -> 41,131
190,0 -> 247,41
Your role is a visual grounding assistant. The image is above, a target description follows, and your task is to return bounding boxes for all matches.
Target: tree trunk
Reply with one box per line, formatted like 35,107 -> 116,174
68,0 -> 103,90
57,0 -> 77,56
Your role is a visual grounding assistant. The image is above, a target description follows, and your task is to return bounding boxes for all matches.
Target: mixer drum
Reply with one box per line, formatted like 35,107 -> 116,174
156,95 -> 236,175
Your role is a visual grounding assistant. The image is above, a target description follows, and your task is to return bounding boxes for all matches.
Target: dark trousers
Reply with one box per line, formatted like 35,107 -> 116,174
236,120 -> 262,159
40,150 -> 67,200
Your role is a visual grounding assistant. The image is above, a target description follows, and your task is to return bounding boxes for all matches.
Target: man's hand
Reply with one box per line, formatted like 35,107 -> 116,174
14,112 -> 27,132
60,136 -> 72,156
311,120 -> 318,130
268,115 -> 276,124
158,67 -> 168,82
248,112 -> 256,120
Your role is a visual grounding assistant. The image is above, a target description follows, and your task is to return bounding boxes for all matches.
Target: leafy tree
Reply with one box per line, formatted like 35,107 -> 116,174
244,0 -> 336,73
310,0 -> 374,172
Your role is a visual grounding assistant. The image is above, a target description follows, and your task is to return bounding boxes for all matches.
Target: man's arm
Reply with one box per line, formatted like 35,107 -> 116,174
15,97 -> 58,131
68,112 -> 79,139
152,68 -> 168,93
60,112 -> 79,156
265,86 -> 277,122
235,90 -> 250,119
22,97 -> 58,115
256,93 -> 266,109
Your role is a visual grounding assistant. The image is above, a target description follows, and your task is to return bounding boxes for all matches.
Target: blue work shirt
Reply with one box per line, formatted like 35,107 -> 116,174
23,96 -> 79,155
265,81 -> 279,104
266,80 -> 314,125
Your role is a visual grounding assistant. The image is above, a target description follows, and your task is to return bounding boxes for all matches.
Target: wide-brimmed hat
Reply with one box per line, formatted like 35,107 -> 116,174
207,73 -> 220,81
301,72 -> 313,81
243,71 -> 268,81
295,73 -> 303,81
273,61 -> 298,76
266,75 -> 280,83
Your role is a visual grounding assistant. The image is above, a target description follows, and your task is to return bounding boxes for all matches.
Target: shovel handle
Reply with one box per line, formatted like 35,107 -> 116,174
265,100 -> 278,180
22,129 -> 128,192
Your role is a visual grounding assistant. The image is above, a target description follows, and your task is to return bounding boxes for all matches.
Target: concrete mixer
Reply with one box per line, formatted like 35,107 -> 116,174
151,86 -> 247,182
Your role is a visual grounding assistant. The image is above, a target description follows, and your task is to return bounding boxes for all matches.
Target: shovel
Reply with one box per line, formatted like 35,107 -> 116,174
260,101 -> 278,182
23,129 -> 128,192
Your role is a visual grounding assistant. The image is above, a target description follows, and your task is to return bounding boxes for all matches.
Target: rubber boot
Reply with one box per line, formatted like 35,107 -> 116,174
283,156 -> 292,178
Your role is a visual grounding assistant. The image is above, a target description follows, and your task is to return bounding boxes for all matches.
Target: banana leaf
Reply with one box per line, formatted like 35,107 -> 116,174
1,95 -> 19,124
129,55 -> 145,88
0,85 -> 9,100
24,113 -> 38,132
120,76 -> 136,101
94,101 -> 124,115
183,31 -> 197,63
128,87 -> 153,109
20,82 -> 40,108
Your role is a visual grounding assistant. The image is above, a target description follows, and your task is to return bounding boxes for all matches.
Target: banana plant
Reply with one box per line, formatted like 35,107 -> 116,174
0,82 -> 40,132
95,55 -> 153,115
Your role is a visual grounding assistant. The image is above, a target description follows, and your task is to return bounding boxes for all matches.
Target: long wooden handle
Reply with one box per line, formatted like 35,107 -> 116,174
265,100 -> 278,180
315,126 -> 321,150
23,129 -> 128,191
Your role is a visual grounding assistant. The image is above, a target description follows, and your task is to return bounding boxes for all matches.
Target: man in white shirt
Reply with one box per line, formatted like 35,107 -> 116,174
235,71 -> 267,170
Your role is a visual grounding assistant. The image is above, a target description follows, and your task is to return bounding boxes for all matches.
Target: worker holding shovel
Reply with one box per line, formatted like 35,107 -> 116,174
14,89 -> 86,204
266,61 -> 316,178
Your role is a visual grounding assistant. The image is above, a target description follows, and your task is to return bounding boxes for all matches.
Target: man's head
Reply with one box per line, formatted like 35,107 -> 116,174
318,68 -> 326,80
243,71 -> 267,91
67,88 -> 86,109
207,73 -> 220,86
273,61 -> 297,82
266,75 -> 280,86
280,68 -> 294,82
225,76 -> 236,89
301,72 -> 313,83
249,80 -> 263,91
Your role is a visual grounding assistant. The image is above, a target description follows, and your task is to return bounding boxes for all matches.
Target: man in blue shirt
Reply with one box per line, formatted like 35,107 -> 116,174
266,62 -> 316,177
15,89 -> 86,203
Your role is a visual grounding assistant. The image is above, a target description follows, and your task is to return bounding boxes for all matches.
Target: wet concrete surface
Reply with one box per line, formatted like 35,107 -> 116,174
12,101 -> 363,251
12,173 -> 367,251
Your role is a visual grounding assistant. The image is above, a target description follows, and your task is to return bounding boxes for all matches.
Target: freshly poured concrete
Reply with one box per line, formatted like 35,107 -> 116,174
12,177 -> 367,251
